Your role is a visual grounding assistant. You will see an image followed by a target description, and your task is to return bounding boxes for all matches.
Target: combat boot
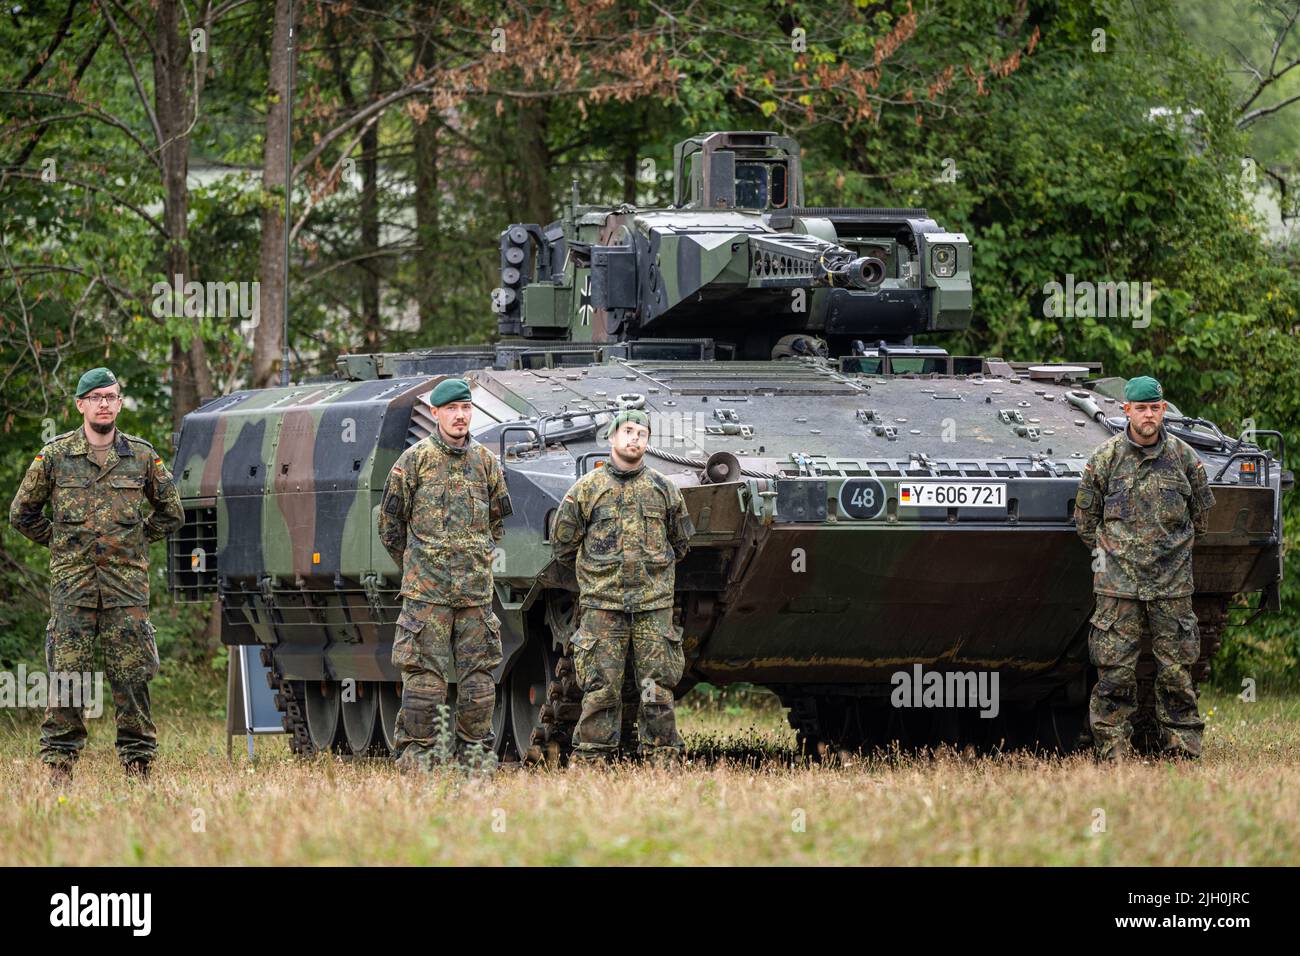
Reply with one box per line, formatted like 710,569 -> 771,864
454,739 -> 500,775
1094,740 -> 1134,763
642,746 -> 684,769
47,761 -> 74,786
395,745 -> 444,774
567,748 -> 613,769
124,759 -> 151,780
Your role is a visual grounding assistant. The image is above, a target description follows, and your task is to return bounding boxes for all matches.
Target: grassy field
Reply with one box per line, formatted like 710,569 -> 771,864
2,673 -> 1298,865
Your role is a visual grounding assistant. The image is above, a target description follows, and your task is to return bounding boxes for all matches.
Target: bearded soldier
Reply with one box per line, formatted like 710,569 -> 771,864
551,409 -> 695,764
1074,376 -> 1216,760
378,378 -> 511,770
8,367 -> 184,781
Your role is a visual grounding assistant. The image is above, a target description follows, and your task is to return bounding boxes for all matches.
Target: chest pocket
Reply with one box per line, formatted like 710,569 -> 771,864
586,505 -> 621,559
642,504 -> 668,555
109,475 -> 146,524
52,476 -> 91,523
1155,473 -> 1192,515
410,479 -> 448,537
1103,476 -> 1131,522
450,485 -> 490,535
415,452 -> 489,537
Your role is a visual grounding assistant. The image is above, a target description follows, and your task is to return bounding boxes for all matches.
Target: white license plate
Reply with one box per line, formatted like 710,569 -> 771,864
898,481 -> 1007,509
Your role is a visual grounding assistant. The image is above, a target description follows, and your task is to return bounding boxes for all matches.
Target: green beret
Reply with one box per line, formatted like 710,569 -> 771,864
75,367 -> 118,398
1123,376 -> 1163,403
606,409 -> 651,439
429,377 -> 472,406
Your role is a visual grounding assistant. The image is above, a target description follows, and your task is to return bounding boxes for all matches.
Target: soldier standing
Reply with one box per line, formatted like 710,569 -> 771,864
378,378 -> 512,770
8,368 -> 184,781
551,409 -> 695,764
1074,376 -> 1216,760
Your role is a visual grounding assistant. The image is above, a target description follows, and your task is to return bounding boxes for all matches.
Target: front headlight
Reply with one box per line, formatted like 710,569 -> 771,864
931,244 -> 957,278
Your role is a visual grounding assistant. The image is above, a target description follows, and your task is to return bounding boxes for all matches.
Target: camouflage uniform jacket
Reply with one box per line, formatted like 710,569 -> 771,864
552,461 -> 694,612
1074,425 -> 1215,600
8,428 -> 183,607
378,429 -> 511,607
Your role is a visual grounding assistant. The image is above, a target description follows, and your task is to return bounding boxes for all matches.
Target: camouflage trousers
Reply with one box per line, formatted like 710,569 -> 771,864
40,601 -> 159,768
1088,595 -> 1204,759
391,599 -> 502,771
571,607 -> 685,761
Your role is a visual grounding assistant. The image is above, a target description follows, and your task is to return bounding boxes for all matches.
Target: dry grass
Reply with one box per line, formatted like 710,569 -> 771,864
2,683 -> 1297,865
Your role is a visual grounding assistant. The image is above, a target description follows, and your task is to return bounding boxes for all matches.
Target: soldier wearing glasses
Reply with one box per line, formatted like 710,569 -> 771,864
8,367 -> 183,782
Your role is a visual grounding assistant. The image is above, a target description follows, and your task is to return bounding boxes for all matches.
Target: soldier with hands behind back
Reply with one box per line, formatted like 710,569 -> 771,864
8,368 -> 183,782
551,409 -> 695,765
1074,376 -> 1215,761
378,378 -> 512,771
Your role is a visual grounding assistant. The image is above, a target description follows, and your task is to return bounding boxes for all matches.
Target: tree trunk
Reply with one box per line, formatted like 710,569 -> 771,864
623,146 -> 637,204
253,0 -> 294,389
154,0 -> 212,436
516,99 -> 553,227
413,23 -> 439,332
360,40 -> 381,348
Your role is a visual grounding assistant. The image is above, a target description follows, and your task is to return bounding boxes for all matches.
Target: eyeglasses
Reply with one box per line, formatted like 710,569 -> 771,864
82,394 -> 121,406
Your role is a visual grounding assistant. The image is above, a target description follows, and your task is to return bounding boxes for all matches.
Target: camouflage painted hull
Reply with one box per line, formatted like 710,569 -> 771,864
169,351 -> 1285,757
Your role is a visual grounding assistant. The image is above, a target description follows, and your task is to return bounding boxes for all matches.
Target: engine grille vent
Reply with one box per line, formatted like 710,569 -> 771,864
406,401 -> 438,448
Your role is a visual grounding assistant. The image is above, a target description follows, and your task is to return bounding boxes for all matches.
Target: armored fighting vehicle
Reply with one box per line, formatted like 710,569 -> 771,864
168,131 -> 1287,759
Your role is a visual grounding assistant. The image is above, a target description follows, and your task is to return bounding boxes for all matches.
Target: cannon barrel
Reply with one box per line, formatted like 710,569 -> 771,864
833,255 -> 888,289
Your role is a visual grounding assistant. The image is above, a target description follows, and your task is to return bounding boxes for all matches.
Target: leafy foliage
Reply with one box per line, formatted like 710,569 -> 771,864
1,0 -> 1296,681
